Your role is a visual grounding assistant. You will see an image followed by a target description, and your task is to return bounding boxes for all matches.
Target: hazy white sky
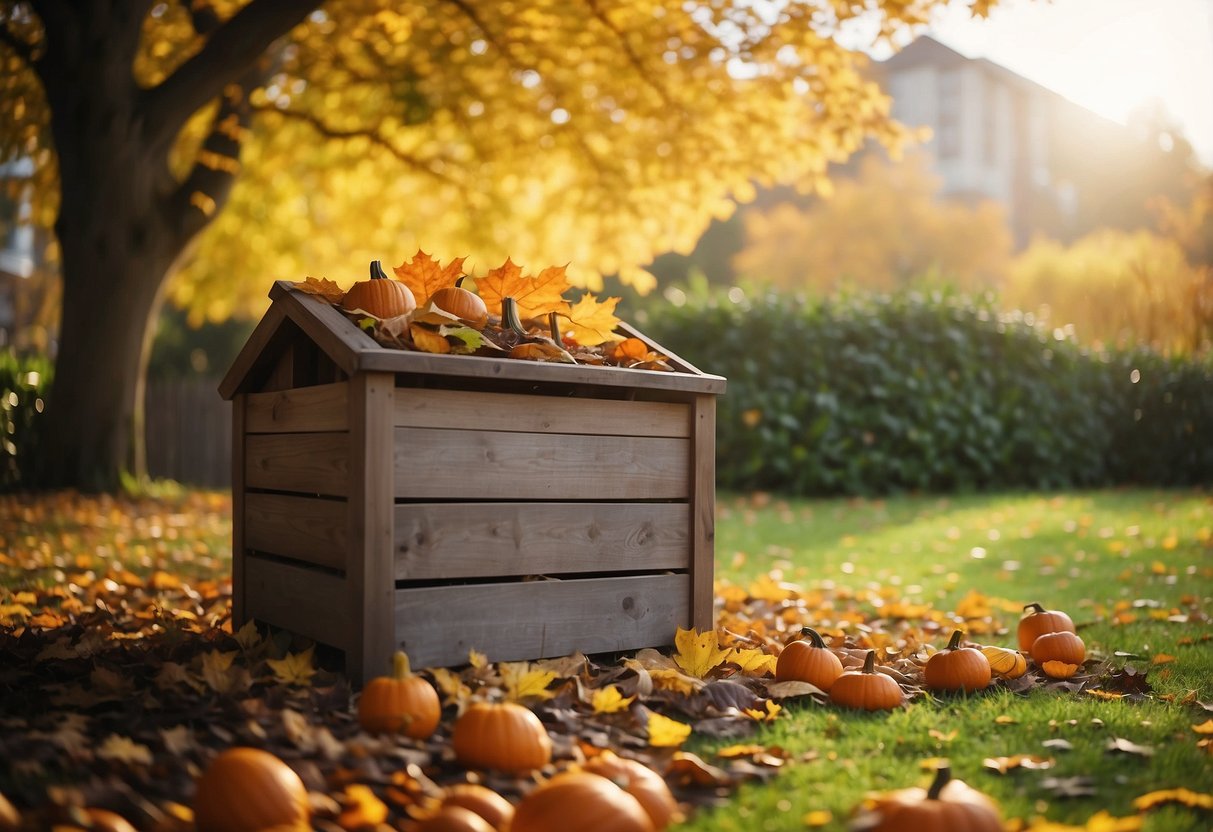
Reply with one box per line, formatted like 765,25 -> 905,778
910,0 -> 1213,165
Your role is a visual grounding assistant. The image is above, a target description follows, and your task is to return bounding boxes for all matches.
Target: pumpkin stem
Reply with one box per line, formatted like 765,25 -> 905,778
862,650 -> 876,674
393,651 -> 411,679
370,260 -> 388,280
926,765 -> 952,800
502,297 -> 527,336
454,275 -> 467,288
946,629 -> 964,651
1023,602 -> 1046,615
548,311 -> 562,343
801,627 -> 828,649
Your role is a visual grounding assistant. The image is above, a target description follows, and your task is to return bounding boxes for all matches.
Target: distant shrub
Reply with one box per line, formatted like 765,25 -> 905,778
0,351 -> 52,491
640,283 -> 1213,494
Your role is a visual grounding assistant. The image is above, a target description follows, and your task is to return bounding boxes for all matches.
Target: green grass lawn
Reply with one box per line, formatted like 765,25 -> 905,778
683,489 -> 1213,831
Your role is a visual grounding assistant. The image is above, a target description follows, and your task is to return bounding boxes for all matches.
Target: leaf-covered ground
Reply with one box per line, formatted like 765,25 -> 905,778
0,488 -> 1210,831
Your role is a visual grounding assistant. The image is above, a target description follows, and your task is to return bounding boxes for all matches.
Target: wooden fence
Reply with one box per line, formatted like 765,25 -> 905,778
146,377 -> 231,488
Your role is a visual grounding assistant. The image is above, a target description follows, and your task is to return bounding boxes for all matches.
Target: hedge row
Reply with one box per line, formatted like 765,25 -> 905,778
639,285 -> 1213,494
0,350 -> 52,491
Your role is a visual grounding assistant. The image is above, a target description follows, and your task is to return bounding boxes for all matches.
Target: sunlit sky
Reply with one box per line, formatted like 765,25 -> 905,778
878,0 -> 1213,166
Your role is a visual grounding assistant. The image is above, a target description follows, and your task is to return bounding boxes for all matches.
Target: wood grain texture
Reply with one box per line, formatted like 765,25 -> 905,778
246,382 -> 350,433
395,574 -> 689,668
244,554 -> 348,649
394,428 -> 689,500
245,433 -> 349,496
346,372 -> 396,685
394,387 -> 689,437
394,502 -> 689,580
690,394 -> 716,632
245,493 -> 348,571
230,395 -> 247,627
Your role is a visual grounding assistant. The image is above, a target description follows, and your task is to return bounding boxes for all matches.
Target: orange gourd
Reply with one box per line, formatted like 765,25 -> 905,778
854,765 -> 1003,832
341,260 -> 417,318
829,651 -> 903,711
438,784 -> 514,830
582,751 -> 681,830
358,651 -> 441,739
925,630 -> 992,693
981,645 -> 1029,680
775,627 -> 844,691
510,771 -> 655,832
414,805 -> 496,832
1030,630 -> 1086,669
1017,603 -> 1076,651
430,278 -> 488,328
451,701 -> 553,773
193,747 -> 310,832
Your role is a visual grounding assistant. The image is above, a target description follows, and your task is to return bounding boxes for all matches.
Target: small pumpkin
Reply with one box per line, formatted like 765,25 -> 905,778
451,701 -> 553,773
925,630 -> 991,693
981,645 -> 1029,680
510,771 -> 655,832
414,805 -> 496,832
582,751 -> 681,830
82,809 -> 137,832
341,260 -> 417,318
193,747 -> 310,832
1017,602 -> 1076,651
775,627 -> 844,692
430,277 -> 488,328
357,650 -> 441,739
853,765 -> 1003,832
829,650 -> 903,711
1030,630 -> 1086,668
437,783 -> 514,830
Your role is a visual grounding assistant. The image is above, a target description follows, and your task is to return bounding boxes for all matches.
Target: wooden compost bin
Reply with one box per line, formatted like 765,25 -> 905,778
219,281 -> 726,684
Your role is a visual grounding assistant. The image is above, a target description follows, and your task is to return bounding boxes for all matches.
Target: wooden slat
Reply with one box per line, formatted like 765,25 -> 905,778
231,395 -> 247,628
219,303 -> 288,400
615,320 -> 715,379
690,394 -> 716,632
269,280 -> 379,376
394,387 -> 688,437
244,555 -> 348,649
245,433 -> 349,496
394,502 -> 689,580
346,372 -> 396,685
246,382 -> 350,433
395,574 -> 689,668
245,493 -> 348,571
394,428 -> 688,500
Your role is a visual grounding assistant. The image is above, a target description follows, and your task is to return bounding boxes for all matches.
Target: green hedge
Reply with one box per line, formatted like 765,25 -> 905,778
0,351 -> 52,491
639,284 -> 1213,494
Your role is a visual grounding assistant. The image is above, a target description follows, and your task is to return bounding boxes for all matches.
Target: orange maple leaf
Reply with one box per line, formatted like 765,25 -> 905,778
560,294 -> 622,347
393,250 -> 466,307
475,258 -> 571,321
292,276 -> 345,305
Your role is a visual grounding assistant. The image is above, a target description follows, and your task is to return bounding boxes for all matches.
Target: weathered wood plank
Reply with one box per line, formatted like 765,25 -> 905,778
244,555 -> 349,649
246,382 -> 350,434
245,493 -> 348,571
219,304 -> 287,400
394,429 -> 689,500
690,394 -> 716,632
395,574 -> 689,668
269,280 -> 378,376
230,395 -> 247,628
615,320 -> 715,379
245,433 -> 349,496
393,387 -> 688,437
394,503 -> 689,580
346,372 -> 396,685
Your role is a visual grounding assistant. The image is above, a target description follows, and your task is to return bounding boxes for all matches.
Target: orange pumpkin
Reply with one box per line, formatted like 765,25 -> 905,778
358,651 -> 441,739
925,630 -> 991,693
510,771 -> 655,832
1030,630 -> 1086,667
341,260 -> 417,318
430,278 -> 488,328
451,701 -> 553,773
829,651 -> 903,711
981,645 -> 1029,680
193,747 -> 310,832
438,784 -> 514,830
854,765 -> 1003,832
775,627 -> 844,692
1017,603 -> 1076,651
582,752 -> 681,830
415,805 -> 496,832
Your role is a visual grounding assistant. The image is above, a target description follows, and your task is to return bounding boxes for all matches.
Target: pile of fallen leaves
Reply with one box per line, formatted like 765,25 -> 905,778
2,491 -> 1211,831
295,252 -> 675,370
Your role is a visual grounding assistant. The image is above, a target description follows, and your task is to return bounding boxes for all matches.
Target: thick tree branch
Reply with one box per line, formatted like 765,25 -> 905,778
141,0 -> 317,149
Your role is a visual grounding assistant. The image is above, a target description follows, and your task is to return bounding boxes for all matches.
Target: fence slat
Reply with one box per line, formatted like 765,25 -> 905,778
145,377 -> 232,488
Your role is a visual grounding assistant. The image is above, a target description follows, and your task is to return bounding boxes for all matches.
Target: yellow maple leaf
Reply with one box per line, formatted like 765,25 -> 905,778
559,293 -> 622,347
96,734 -> 153,765
743,700 -> 782,723
673,627 -> 731,678
393,250 -> 466,307
199,650 -> 240,693
292,276 -> 345,305
591,685 -> 635,714
1193,719 -> 1213,734
337,784 -> 389,828
475,258 -> 571,321
428,667 -> 471,706
728,647 -> 778,677
1133,787 -> 1213,811
647,712 -> 691,747
802,810 -> 832,827
232,619 -> 262,651
648,668 -> 701,696
501,661 -> 557,702
267,646 -> 317,687
468,649 -> 488,669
